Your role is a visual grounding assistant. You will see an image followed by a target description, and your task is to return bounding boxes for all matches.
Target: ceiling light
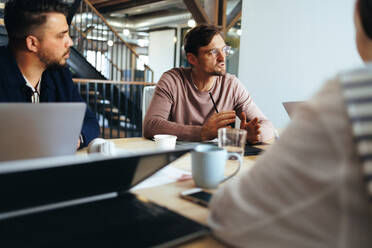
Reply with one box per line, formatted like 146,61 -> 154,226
188,19 -> 196,28
123,28 -> 130,36
107,40 -> 114,47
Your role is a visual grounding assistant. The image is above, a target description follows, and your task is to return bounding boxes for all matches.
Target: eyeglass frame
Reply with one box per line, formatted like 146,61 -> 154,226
205,45 -> 232,57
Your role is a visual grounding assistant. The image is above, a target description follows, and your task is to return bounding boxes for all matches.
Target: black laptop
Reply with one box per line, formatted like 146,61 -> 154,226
0,148 -> 209,247
177,141 -> 263,156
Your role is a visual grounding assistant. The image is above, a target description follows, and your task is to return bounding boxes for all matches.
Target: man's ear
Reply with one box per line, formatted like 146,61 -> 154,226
186,53 -> 198,67
25,35 -> 39,53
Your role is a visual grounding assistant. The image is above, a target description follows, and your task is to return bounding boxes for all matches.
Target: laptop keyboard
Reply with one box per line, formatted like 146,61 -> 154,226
0,193 -> 209,247
244,145 -> 263,156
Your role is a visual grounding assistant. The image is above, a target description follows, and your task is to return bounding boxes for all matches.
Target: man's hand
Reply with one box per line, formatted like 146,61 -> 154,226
201,111 -> 236,141
239,112 -> 261,144
77,138 -> 81,150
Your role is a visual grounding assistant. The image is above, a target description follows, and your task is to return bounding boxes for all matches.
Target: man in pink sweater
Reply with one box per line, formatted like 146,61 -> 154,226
143,24 -> 274,143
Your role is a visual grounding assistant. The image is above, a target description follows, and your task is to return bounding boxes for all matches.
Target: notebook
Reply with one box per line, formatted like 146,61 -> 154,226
0,148 -> 209,247
0,103 -> 86,161
282,101 -> 305,119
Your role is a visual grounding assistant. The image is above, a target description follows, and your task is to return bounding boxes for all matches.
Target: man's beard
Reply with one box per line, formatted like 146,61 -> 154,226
38,49 -> 69,68
211,67 -> 226,76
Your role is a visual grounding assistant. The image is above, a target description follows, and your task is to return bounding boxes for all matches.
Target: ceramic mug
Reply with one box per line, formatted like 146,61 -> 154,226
191,145 -> 242,189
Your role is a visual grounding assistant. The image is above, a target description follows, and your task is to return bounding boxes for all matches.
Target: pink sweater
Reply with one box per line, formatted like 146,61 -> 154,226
143,68 -> 274,141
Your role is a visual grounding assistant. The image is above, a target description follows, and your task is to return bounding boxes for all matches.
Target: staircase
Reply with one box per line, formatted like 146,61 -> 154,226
69,0 -> 156,138
0,1 -> 156,138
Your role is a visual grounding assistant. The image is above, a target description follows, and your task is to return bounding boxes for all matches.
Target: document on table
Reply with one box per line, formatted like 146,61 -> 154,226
131,166 -> 191,191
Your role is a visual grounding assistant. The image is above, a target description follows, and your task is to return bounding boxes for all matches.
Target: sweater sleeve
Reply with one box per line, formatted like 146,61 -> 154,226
233,77 -> 275,142
143,71 -> 202,141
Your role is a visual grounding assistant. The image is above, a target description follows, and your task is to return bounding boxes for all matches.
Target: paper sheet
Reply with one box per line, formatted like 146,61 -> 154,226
131,166 -> 191,191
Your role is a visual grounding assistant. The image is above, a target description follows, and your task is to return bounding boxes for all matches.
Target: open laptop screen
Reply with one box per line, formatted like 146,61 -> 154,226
0,148 -> 191,215
0,103 -> 86,161
282,101 -> 305,119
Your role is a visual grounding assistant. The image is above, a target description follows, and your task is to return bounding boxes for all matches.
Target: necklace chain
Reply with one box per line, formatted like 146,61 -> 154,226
190,71 -> 216,91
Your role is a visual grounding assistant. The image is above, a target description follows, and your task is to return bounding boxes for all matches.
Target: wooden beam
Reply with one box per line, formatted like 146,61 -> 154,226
183,0 -> 210,24
94,0 -> 130,9
226,1 -> 242,31
89,0 -> 109,4
95,0 -> 163,13
218,0 -> 227,33
204,0 -> 218,25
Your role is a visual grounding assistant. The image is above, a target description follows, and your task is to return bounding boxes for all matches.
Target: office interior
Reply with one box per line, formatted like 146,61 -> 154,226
0,0 -> 361,134
0,0 -> 366,247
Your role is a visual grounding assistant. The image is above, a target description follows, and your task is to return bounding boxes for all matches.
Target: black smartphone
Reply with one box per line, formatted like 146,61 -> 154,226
180,188 -> 213,207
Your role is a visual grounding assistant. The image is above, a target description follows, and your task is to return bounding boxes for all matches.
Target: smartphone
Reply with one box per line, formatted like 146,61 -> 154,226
180,188 -> 213,207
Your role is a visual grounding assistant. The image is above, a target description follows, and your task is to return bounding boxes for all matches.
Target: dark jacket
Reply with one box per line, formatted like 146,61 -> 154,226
0,46 -> 100,147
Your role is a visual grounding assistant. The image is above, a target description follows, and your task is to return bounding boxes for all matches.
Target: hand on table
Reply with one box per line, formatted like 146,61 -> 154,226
239,112 -> 261,144
201,111 -> 236,141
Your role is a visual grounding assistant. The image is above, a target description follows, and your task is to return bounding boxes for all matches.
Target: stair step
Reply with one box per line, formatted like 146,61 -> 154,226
97,99 -> 110,105
112,115 -> 130,122
104,107 -> 120,114
101,128 -> 126,139
80,90 -> 100,96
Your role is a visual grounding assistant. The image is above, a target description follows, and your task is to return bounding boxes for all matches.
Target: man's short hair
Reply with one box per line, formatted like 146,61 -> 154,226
4,0 -> 70,43
359,0 -> 372,40
184,24 -> 222,56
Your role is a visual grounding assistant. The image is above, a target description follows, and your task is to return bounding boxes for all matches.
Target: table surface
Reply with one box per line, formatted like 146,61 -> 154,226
81,138 -> 265,247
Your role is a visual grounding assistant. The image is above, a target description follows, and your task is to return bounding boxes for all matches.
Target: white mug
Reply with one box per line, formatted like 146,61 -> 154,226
191,145 -> 242,189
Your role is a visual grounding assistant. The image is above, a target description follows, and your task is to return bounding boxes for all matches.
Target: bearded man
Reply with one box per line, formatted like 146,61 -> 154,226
144,24 -> 274,143
0,0 -> 100,148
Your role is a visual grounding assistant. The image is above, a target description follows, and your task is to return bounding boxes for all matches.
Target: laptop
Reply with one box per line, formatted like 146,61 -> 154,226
0,103 -> 86,161
282,101 -> 305,119
0,148 -> 209,247
176,141 -> 264,156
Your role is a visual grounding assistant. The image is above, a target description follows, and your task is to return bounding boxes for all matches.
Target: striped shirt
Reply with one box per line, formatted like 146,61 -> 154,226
208,76 -> 372,247
341,66 -> 372,208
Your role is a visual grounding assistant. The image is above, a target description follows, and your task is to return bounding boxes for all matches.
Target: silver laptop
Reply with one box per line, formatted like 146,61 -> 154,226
0,103 -> 86,161
282,101 -> 305,119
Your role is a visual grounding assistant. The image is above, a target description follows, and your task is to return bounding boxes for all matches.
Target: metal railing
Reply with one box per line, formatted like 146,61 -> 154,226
69,0 -> 157,139
70,0 -> 153,83
74,78 -> 156,139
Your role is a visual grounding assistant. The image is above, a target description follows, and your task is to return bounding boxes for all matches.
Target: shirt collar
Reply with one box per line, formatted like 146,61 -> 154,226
23,75 -> 41,103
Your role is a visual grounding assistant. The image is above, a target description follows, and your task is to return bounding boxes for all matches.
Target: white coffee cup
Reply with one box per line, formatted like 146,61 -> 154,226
154,134 -> 177,150
191,145 -> 242,189
88,138 -> 117,155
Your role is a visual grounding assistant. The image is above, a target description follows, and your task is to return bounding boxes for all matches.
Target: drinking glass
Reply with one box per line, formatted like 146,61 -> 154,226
218,128 -> 247,157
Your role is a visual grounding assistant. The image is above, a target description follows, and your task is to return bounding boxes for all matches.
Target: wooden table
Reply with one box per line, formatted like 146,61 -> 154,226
81,138 -> 264,247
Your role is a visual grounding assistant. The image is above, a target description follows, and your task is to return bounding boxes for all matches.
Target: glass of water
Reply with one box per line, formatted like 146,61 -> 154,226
218,128 -> 247,157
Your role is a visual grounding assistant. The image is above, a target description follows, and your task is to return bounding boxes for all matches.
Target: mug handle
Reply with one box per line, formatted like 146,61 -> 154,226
221,152 -> 242,183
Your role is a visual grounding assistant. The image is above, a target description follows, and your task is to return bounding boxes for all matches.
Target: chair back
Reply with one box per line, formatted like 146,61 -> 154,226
142,86 -> 156,122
